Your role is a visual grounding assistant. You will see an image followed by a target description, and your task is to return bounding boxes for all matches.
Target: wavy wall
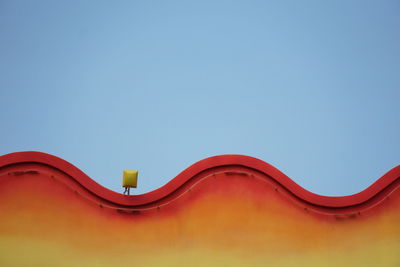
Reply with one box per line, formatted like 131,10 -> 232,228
0,152 -> 399,266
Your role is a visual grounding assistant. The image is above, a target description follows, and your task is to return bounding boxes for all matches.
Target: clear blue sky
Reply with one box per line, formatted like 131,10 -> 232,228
1,1 -> 399,196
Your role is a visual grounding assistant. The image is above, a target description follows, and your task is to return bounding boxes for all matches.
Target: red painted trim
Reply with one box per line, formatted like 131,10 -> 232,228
1,151 -> 399,211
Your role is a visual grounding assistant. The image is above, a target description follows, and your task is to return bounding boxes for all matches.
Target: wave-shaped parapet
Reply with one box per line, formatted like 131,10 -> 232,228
1,151 -> 400,266
1,151 -> 399,215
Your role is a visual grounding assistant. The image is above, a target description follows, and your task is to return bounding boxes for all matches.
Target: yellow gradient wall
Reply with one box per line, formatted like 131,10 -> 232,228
0,169 -> 399,266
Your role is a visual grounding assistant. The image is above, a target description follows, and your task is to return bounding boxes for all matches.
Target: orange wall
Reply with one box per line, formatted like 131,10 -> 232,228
0,152 -> 399,266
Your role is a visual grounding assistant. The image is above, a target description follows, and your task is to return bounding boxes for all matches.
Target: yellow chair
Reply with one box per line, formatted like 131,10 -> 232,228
122,170 -> 138,195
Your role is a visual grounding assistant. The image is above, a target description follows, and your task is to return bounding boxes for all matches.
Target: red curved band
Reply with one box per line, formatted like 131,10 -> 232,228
1,151 -> 399,211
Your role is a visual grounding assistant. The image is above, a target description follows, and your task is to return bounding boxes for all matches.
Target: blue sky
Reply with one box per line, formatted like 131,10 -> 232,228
1,1 -> 399,196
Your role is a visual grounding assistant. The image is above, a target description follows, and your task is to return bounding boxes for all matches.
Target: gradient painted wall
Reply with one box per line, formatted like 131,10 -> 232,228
1,152 -> 399,266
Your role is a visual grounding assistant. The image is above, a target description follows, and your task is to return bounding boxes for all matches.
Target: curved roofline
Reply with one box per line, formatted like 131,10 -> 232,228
1,151 -> 399,210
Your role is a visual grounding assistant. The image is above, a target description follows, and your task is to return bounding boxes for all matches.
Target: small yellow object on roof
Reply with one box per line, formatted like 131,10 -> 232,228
123,170 -> 138,188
